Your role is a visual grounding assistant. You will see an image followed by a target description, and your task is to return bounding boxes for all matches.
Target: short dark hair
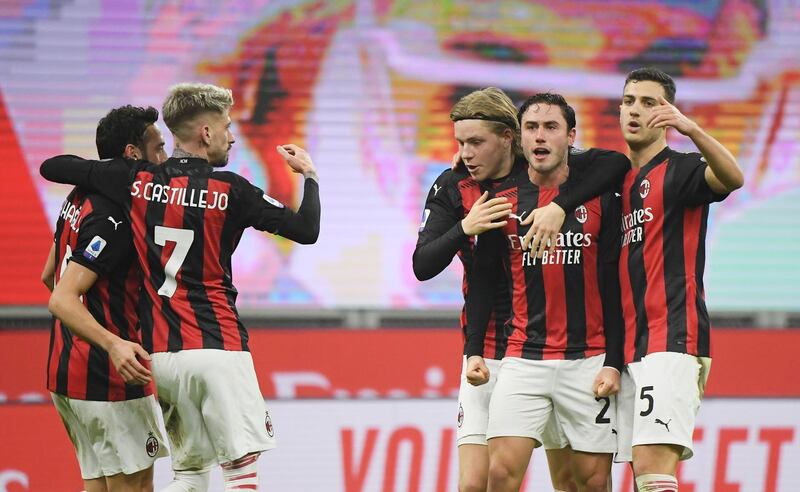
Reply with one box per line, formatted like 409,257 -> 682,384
624,67 -> 676,104
517,93 -> 576,131
95,105 -> 159,159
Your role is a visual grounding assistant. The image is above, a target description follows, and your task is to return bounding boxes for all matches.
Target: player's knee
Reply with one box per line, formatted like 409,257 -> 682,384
578,472 -> 609,492
487,458 -> 520,487
161,469 -> 211,492
458,475 -> 487,492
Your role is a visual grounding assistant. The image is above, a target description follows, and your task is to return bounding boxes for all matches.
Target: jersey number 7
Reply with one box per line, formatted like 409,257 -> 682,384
154,226 -> 195,298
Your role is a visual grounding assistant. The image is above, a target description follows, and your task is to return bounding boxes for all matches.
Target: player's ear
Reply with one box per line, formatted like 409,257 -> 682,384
201,124 -> 212,146
123,144 -> 140,160
568,127 -> 576,146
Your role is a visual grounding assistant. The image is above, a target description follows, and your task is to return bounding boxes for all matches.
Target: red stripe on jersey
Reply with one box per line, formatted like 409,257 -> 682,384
683,207 -> 702,355
131,172 -> 170,352
98,276 -> 125,401
202,179 -> 242,350
643,162 -> 668,355
539,188 -> 567,359
505,203 -> 530,359
620,169 -> 638,363
160,177 -> 196,348
582,198 -> 605,353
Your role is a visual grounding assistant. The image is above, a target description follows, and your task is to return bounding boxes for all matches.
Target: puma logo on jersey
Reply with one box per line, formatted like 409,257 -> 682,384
108,216 -> 123,230
655,418 -> 671,432
509,211 -> 527,223
432,184 -> 442,196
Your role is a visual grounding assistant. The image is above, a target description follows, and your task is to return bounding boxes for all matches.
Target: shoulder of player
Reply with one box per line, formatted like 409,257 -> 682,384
666,148 -> 705,165
81,193 -> 127,223
567,146 -> 625,167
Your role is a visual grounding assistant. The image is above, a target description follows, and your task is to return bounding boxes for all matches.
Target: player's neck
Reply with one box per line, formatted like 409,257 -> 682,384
528,160 -> 568,188
486,153 -> 515,181
173,143 -> 208,161
628,139 -> 667,168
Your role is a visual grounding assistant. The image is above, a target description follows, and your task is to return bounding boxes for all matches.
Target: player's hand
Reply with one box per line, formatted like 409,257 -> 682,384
520,202 -> 566,258
646,96 -> 699,136
466,355 -> 490,386
461,191 -> 512,236
592,367 -> 621,397
451,151 -> 462,171
108,339 -> 152,386
277,144 -> 318,180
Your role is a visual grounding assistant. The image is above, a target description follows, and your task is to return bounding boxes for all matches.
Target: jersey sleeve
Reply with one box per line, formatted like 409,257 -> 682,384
40,155 -> 136,207
463,230 -> 505,357
412,171 -> 469,281
553,148 -> 630,213
69,196 -> 132,276
672,153 -> 730,207
234,174 -> 321,244
598,191 -> 624,371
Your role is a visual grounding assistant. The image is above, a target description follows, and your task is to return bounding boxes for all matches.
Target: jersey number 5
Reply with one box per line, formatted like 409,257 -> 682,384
154,226 -> 194,298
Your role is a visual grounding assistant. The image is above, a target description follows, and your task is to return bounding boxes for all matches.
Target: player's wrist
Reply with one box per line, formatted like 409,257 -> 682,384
303,170 -> 319,182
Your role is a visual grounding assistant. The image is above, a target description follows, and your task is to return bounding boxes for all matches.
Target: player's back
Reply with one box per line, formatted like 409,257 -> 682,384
49,188 -> 152,401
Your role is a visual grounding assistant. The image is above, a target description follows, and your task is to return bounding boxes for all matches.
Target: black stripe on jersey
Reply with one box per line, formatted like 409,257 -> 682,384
85,292 -> 110,401
143,192 -> 184,351
108,263 -> 132,341
564,204 -> 587,360
46,317 -> 56,388
627,174 -> 650,361
139,286 -> 154,352
184,175 -> 224,350
695,207 -> 711,356
55,322 -> 73,395
222,222 -> 249,351
519,185 -> 545,360
663,164 -> 688,353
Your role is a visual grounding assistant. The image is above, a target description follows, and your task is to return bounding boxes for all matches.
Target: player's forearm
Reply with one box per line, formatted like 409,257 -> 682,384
599,260 -> 624,371
413,222 -> 467,281
41,244 -> 56,292
686,126 -> 744,193
278,179 -> 320,244
48,293 -> 117,352
40,155 -> 95,187
553,151 -> 629,213
463,236 -> 502,357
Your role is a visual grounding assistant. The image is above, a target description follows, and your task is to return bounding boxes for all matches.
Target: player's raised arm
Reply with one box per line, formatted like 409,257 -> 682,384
647,95 -> 744,194
39,155 -> 134,206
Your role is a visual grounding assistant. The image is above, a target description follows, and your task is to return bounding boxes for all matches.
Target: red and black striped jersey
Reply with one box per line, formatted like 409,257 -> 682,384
619,147 -> 727,363
414,162 -> 527,360
40,156 -> 320,354
48,188 -> 153,401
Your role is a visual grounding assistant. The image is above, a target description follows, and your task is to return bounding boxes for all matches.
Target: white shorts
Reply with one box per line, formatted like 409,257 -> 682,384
456,356 -> 567,448
51,393 -> 168,479
615,352 -> 711,462
152,349 -> 277,471
487,355 -> 616,454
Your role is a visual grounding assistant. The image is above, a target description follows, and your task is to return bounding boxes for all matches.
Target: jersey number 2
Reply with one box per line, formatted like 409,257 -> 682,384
154,226 -> 194,298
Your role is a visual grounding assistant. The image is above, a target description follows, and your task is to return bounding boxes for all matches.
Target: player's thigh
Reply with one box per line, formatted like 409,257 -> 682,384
486,357 -> 555,443
570,450 -> 613,489
631,443 -> 682,477
552,355 -> 616,454
457,356 -> 500,446
82,477 -> 108,492
545,447 -> 576,492
152,352 -> 216,471
629,352 -> 705,461
191,350 -> 277,463
487,436 -> 536,479
51,393 -> 104,480
458,444 -> 489,491
105,465 -> 154,492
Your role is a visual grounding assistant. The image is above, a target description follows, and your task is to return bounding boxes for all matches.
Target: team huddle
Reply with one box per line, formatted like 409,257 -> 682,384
413,68 -> 743,492
40,83 -> 320,491
39,68 -> 741,492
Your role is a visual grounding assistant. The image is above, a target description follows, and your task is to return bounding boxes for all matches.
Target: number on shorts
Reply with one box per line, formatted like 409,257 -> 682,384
595,396 -> 611,424
639,386 -> 655,417
154,226 -> 194,298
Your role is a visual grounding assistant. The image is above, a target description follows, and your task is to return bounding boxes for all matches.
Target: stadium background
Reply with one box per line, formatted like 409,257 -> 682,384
0,0 -> 798,490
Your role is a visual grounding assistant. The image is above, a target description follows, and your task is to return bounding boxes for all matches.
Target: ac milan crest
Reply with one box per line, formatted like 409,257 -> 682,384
265,411 -> 275,437
639,178 -> 651,199
145,432 -> 159,457
457,404 -> 464,428
575,205 -> 588,224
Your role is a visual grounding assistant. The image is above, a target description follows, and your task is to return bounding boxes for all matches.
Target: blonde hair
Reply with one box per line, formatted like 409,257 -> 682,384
162,83 -> 234,141
449,87 -> 521,158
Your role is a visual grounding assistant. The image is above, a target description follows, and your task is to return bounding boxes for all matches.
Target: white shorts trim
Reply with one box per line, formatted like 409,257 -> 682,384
615,352 -> 711,462
52,393 -> 168,479
486,355 -> 616,454
152,349 -> 277,471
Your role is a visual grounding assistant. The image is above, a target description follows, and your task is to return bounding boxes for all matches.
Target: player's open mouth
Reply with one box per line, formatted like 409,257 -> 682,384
532,148 -> 550,159
627,121 -> 641,131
